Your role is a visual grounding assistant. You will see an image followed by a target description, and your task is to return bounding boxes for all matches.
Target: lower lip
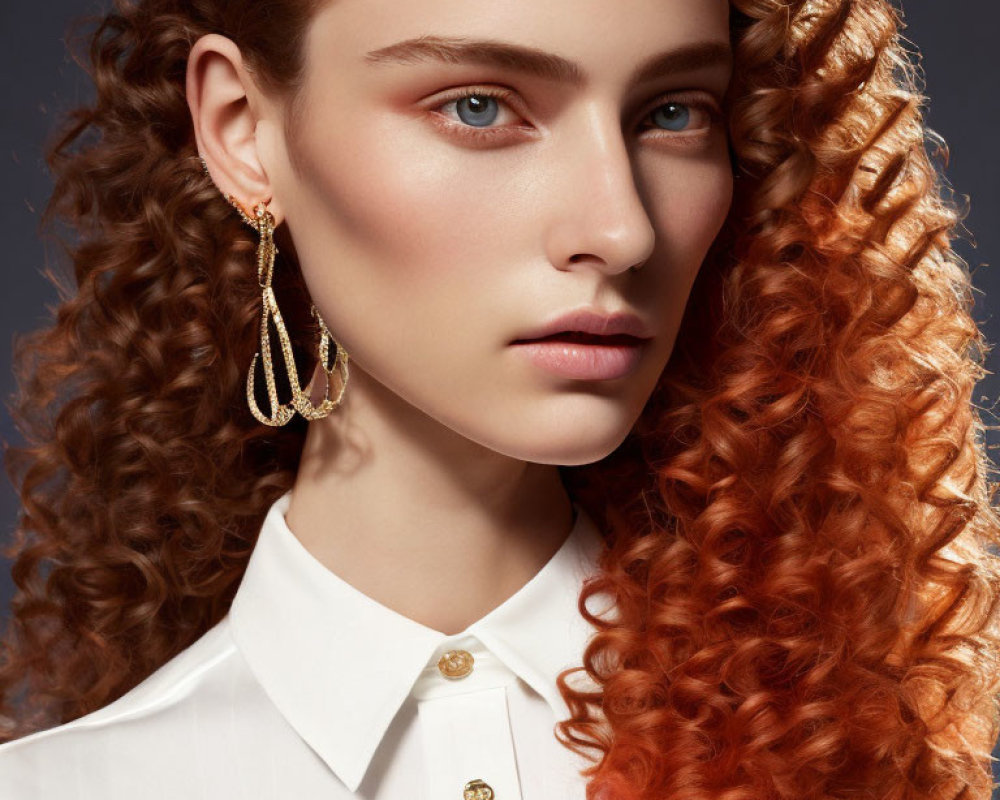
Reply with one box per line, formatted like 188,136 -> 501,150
510,336 -> 648,380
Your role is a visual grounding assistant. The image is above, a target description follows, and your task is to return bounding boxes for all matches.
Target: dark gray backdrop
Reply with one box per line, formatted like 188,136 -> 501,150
2,0 -> 999,779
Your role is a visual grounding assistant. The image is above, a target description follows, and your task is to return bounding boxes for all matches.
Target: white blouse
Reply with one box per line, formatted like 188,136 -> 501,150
0,492 -> 609,799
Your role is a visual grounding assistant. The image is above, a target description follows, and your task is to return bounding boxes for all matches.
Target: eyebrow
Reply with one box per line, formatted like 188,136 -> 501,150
363,36 -> 732,88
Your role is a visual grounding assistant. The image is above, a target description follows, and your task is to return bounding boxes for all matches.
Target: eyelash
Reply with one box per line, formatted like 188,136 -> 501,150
428,84 -> 721,145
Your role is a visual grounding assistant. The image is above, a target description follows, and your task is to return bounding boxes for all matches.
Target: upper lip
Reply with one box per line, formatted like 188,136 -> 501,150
512,308 -> 653,342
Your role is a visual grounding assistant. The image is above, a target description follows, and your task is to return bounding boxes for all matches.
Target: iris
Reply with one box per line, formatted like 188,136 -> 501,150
650,102 -> 690,131
455,94 -> 500,127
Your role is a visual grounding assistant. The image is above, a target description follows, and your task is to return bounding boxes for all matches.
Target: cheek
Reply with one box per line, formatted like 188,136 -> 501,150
642,157 -> 732,344
280,111 -> 532,386
649,158 -> 733,267
291,107 -> 523,289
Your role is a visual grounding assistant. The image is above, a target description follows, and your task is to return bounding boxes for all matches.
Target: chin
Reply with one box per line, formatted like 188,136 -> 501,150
504,424 -> 636,467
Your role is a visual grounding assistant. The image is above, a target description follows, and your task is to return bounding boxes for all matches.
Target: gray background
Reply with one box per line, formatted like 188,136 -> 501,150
2,0 -> 999,779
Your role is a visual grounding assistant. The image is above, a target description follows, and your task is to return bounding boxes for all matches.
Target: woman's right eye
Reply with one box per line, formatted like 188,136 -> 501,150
427,86 -> 530,144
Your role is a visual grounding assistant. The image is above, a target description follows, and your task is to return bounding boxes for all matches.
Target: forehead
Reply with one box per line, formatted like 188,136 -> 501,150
303,0 -> 731,87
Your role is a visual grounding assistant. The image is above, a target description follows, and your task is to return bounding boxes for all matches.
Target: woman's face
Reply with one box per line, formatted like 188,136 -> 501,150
261,0 -> 733,465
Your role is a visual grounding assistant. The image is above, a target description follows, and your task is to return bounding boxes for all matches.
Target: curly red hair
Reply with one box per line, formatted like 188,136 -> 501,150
2,1 -> 998,798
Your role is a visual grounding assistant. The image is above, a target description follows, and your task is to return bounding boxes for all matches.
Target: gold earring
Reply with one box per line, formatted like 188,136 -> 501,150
221,190 -> 350,426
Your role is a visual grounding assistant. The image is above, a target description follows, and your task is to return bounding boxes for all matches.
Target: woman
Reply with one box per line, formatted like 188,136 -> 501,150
0,0 -> 997,798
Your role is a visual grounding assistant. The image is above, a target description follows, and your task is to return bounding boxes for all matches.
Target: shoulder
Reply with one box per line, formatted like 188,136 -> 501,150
0,616 -> 254,799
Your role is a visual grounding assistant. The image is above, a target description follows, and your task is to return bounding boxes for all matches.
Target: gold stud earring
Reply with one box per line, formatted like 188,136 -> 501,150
208,174 -> 349,426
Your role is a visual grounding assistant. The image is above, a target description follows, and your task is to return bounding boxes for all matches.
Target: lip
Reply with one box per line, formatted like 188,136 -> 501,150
511,307 -> 652,343
511,336 -> 648,380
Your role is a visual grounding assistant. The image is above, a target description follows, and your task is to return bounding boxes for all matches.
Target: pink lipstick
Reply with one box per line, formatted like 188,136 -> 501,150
510,308 -> 651,380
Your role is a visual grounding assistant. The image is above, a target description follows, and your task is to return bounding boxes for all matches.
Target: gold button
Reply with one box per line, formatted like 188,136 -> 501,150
437,649 -> 474,679
463,778 -> 494,800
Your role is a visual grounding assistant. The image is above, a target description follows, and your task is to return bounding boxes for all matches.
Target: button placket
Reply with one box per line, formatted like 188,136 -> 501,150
416,685 -> 523,800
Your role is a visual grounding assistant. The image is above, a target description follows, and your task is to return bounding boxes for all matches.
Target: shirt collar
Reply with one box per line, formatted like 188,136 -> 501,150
228,491 -> 606,793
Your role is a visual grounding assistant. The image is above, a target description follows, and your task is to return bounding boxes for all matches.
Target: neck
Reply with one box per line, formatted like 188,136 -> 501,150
284,365 -> 575,636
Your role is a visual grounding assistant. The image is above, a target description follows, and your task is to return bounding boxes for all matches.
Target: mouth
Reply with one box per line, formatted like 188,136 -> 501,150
509,332 -> 649,380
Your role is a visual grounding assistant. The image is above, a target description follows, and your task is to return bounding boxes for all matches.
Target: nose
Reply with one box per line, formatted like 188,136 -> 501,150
543,102 -> 657,275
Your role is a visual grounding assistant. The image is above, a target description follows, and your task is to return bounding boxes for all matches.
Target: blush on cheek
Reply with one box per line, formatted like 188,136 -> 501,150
295,122 -> 498,274
672,169 -> 733,246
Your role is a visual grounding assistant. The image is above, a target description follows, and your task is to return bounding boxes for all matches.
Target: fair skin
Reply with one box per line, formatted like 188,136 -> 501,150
187,0 -> 733,635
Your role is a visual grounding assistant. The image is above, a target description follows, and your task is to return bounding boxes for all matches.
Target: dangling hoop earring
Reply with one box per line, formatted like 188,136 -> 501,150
308,304 -> 350,415
201,158 -> 350,426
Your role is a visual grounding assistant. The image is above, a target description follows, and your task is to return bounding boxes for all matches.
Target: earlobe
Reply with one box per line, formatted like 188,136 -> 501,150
186,33 -> 285,224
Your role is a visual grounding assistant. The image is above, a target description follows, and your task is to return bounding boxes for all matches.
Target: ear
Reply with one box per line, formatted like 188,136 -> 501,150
186,33 -> 288,224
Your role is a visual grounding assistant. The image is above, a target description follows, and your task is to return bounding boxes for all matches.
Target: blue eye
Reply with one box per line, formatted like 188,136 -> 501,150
638,100 -> 716,137
454,94 -> 501,128
650,103 -> 691,131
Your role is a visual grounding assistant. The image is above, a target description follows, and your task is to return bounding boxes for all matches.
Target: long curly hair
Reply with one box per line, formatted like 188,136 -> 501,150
2,0 -> 998,798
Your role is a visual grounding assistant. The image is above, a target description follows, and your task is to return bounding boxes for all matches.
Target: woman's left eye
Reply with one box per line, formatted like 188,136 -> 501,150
427,86 -> 719,144
638,101 -> 717,137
